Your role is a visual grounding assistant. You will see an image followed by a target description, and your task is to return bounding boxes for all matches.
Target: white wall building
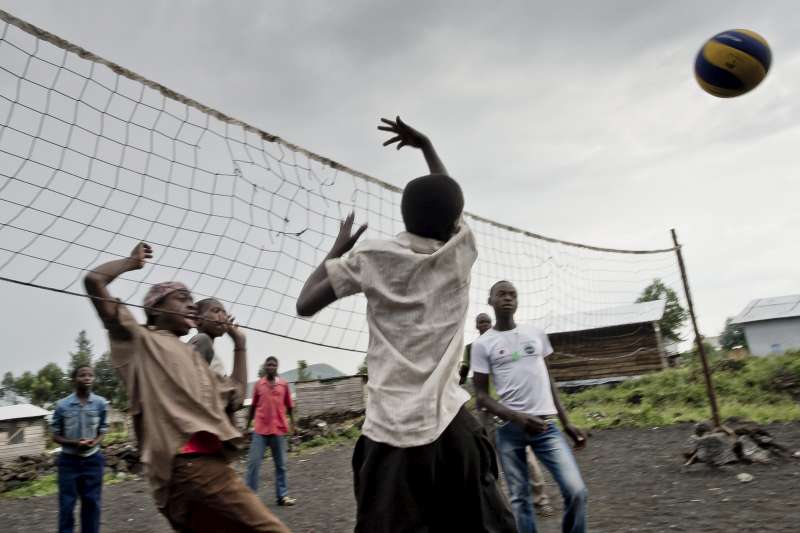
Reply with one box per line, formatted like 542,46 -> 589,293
732,294 -> 800,356
0,404 -> 51,462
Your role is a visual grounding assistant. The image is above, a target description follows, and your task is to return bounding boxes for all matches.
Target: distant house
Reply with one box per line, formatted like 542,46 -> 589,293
0,388 -> 32,408
731,294 -> 800,356
246,363 -> 345,399
535,299 -> 668,385
0,404 -> 51,463
280,363 -> 346,383
240,371 -> 364,424
293,375 -> 366,420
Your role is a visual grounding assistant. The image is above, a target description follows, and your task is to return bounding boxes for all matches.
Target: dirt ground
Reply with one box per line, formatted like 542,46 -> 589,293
1,423 -> 799,532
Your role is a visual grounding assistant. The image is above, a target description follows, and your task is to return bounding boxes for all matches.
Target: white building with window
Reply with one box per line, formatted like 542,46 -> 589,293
0,404 -> 51,463
731,294 -> 800,356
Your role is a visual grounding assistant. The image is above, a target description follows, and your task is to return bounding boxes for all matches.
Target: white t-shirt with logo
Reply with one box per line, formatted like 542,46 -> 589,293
470,324 -> 557,416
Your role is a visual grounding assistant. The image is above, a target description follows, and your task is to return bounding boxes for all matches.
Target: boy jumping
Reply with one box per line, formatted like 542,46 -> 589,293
296,116 -> 516,532
84,244 -> 289,533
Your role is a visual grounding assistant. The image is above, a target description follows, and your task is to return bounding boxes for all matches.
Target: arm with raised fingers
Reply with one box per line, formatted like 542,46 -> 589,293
378,115 -> 448,175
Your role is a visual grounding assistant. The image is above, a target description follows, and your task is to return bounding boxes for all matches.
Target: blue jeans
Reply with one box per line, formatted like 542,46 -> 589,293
57,452 -> 104,533
245,433 -> 288,501
496,420 -> 587,533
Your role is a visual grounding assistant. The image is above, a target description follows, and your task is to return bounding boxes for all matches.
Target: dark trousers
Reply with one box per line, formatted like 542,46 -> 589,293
162,454 -> 290,533
352,407 -> 517,533
57,452 -> 104,533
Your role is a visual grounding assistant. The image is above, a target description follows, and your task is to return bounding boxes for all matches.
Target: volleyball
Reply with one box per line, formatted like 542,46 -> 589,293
694,29 -> 771,97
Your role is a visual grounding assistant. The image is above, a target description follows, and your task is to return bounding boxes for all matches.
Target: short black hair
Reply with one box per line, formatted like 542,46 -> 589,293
71,365 -> 93,380
196,298 -> 223,315
401,174 -> 464,241
265,356 -> 278,364
489,280 -> 513,297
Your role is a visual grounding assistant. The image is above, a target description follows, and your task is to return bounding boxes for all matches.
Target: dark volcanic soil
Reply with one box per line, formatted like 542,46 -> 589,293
2,423 -> 798,532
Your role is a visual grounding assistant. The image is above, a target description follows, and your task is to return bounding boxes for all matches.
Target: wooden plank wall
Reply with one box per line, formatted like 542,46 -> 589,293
548,323 -> 664,382
0,418 -> 47,463
294,376 -> 365,419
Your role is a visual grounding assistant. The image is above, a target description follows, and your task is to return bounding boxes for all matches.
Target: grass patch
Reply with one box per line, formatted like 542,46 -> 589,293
563,351 -> 800,429
1,472 -> 127,499
291,425 -> 361,454
102,430 -> 130,446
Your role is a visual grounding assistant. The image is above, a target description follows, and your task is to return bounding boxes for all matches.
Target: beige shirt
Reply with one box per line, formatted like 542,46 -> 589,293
107,304 -> 244,508
325,221 -> 476,447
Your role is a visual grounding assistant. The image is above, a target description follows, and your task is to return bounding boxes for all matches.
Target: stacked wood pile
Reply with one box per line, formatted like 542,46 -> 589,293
0,452 -> 55,492
291,415 -> 364,448
548,323 -> 664,382
0,443 -> 142,493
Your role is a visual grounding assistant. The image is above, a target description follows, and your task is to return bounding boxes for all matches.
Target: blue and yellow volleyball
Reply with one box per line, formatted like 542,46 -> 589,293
694,29 -> 771,98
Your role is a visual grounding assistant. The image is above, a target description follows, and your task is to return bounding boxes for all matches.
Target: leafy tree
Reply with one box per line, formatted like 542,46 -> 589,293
93,351 -> 127,410
2,371 -> 14,389
13,371 -> 36,397
33,362 -> 67,405
357,357 -> 368,377
68,330 -> 94,374
296,360 -> 312,382
719,317 -> 748,350
636,279 -> 687,343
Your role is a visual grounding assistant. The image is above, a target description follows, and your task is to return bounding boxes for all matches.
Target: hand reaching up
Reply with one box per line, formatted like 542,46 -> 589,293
378,116 -> 430,151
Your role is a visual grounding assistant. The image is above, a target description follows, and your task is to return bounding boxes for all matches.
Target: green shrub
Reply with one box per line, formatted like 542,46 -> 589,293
563,351 -> 800,429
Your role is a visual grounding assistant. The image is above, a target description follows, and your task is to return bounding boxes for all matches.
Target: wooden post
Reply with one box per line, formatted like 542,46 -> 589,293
671,229 -> 721,427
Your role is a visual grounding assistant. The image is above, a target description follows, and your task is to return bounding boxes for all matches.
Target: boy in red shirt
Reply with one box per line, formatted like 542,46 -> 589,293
245,356 -> 296,506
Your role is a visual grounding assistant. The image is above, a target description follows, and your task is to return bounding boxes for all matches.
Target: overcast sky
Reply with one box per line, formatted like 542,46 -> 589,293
1,1 -> 798,380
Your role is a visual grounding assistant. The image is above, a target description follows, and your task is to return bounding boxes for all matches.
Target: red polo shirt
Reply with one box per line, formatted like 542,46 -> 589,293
251,376 -> 293,436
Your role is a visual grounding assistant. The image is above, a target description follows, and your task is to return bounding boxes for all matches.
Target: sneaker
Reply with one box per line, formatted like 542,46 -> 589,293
278,496 -> 296,506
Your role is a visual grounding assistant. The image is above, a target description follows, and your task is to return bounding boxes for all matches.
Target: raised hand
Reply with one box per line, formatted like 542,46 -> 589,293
378,116 -> 430,151
128,242 -> 152,270
330,212 -> 367,258
225,314 -> 246,349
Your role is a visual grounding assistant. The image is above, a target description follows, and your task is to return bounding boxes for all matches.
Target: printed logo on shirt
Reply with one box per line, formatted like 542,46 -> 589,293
523,342 -> 536,356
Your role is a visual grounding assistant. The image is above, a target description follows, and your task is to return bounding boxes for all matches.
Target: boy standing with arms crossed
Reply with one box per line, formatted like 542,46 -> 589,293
84,244 -> 289,532
296,117 -> 515,533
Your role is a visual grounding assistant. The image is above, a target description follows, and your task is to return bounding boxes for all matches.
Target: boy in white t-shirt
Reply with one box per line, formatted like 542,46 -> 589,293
296,117 -> 515,533
472,280 -> 588,533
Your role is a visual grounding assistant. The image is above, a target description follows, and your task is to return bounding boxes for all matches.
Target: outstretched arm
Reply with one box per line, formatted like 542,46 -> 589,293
84,243 -> 151,338
378,116 -> 448,175
296,213 -> 367,317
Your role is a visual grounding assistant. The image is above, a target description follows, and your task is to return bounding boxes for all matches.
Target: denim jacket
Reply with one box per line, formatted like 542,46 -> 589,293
51,392 -> 108,456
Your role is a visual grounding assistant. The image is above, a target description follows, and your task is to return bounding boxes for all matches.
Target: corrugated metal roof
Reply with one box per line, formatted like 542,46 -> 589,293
731,294 -> 800,324
532,299 -> 666,335
0,403 -> 51,421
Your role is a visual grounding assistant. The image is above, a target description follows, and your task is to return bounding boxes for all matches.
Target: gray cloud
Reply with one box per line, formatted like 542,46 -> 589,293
1,0 -> 798,377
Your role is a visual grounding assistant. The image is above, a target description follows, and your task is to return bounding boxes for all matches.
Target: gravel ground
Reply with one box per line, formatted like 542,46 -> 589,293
1,423 -> 798,532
